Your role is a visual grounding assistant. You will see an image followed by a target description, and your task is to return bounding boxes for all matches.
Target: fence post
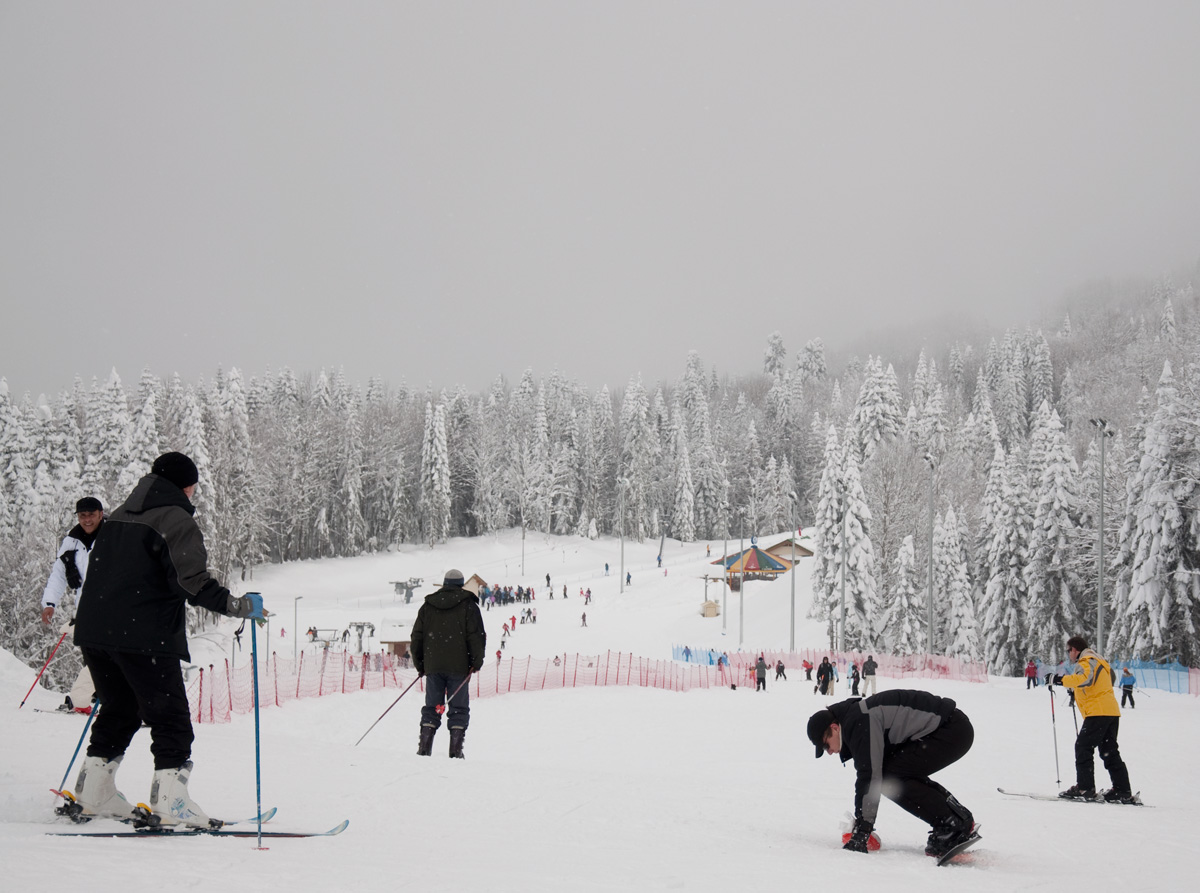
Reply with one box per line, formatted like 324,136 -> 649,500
197,667 -> 204,724
295,651 -> 304,700
225,659 -> 233,715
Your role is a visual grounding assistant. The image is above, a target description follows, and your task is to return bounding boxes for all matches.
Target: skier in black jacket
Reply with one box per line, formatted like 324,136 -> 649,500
807,690 -> 977,858
72,452 -> 265,827
411,569 -> 486,758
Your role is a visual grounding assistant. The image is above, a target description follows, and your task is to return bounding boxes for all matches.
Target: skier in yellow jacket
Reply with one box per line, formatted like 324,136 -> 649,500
1049,635 -> 1134,803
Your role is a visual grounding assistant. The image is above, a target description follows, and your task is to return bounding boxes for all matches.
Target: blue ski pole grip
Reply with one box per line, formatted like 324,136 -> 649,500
244,592 -> 264,620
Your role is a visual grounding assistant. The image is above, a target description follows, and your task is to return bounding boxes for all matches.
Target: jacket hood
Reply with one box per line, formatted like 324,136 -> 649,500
121,474 -> 196,516
424,587 -> 480,610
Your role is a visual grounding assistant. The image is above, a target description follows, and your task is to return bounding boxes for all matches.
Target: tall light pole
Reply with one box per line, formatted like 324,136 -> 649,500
838,486 -> 847,654
1091,418 -> 1114,649
923,453 -> 936,655
738,509 -> 746,649
293,596 -> 303,661
789,495 -> 797,653
722,514 -> 728,636
618,480 -> 626,594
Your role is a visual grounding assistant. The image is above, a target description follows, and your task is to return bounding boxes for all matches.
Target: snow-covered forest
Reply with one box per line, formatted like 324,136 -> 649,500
3,275 -> 1199,683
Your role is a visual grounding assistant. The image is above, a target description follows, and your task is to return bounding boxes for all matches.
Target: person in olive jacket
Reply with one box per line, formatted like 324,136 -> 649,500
411,569 -> 486,758
71,452 -> 265,827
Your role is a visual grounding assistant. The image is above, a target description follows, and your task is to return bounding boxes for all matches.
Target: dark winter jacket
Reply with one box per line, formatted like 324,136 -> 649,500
816,660 -> 833,683
411,586 -> 486,676
862,658 -> 877,677
74,474 -> 234,661
826,690 -> 958,825
755,658 -> 768,679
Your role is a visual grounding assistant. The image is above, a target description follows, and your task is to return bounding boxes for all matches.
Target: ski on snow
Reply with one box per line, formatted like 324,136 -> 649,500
997,787 -> 1148,806
48,818 -> 349,839
52,789 -> 279,828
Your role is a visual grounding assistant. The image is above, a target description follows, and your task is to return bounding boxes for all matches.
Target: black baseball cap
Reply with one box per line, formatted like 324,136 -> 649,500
807,708 -> 835,758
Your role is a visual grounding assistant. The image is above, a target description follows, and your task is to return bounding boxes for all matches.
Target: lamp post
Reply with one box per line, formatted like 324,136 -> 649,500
923,453 -> 936,655
838,487 -> 847,654
738,509 -> 746,649
293,596 -> 303,661
789,495 -> 797,653
1090,418 -> 1114,649
618,480 -> 626,594
722,516 -> 728,636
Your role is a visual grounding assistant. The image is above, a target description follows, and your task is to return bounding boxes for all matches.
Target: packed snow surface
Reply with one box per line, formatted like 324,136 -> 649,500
2,530 -> 1195,890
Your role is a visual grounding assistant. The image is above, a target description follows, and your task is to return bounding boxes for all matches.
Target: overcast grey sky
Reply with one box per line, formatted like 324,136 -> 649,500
2,1 -> 1198,399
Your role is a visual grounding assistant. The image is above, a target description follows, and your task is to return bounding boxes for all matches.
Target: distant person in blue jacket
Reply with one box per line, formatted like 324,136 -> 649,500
1119,667 -> 1136,709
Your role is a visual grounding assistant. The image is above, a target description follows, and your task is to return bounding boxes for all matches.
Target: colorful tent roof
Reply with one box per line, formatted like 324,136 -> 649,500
712,546 -> 789,575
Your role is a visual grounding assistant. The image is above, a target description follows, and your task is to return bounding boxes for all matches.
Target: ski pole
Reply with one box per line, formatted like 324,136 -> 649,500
19,630 -> 69,708
56,697 -> 100,797
1070,695 -> 1079,736
251,611 -> 265,850
1049,686 -> 1061,785
354,674 -> 422,746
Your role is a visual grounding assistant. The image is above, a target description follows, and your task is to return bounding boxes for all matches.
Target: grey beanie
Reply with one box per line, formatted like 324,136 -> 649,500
443,569 -> 465,588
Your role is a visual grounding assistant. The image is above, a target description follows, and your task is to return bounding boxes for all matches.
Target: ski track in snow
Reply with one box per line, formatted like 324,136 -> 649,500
2,530 -> 1195,891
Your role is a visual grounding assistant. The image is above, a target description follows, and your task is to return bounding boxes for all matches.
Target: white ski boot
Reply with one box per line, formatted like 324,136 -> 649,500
73,755 -> 138,819
149,761 -> 214,828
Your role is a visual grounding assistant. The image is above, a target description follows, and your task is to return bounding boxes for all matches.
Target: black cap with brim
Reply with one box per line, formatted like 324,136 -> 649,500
75,497 -> 103,513
807,708 -> 835,758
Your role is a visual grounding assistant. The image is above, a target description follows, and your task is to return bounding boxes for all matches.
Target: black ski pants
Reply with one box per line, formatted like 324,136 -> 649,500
421,672 -> 470,731
756,677 -> 766,691
81,647 -> 194,770
1075,715 -> 1130,792
1120,688 -> 1135,708
879,708 -> 974,827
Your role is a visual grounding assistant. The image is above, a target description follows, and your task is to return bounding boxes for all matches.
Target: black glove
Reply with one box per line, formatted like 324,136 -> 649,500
1052,674 -> 1064,686
1045,673 -> 1054,686
844,818 -> 873,853
62,551 -> 82,590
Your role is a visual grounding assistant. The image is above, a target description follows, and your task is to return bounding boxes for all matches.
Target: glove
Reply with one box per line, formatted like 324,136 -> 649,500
228,592 -> 265,620
843,818 -> 873,853
1045,673 -> 1054,686
1052,674 -> 1064,686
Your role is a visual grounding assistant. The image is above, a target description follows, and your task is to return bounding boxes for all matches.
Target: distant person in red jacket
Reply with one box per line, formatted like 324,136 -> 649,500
1024,659 -> 1039,689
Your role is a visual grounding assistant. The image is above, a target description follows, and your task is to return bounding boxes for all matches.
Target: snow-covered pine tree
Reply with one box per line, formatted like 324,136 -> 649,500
937,505 -> 981,659
979,443 -> 1028,675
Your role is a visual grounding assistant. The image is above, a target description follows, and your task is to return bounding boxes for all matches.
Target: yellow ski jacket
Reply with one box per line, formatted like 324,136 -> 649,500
1062,649 -> 1120,717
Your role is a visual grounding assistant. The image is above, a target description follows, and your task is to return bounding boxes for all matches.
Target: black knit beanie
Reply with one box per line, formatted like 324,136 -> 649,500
151,452 -> 199,490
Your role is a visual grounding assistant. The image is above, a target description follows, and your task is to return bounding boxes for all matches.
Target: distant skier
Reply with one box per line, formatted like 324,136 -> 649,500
802,659 -> 813,681
755,655 -> 768,691
775,660 -> 786,681
581,612 -> 587,627
1119,667 -> 1136,708
1025,659 -> 1039,689
850,662 -> 860,696
861,655 -> 878,696
815,657 -> 833,695
411,569 -> 486,759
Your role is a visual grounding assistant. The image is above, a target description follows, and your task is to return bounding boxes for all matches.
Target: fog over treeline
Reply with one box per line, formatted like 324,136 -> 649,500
4,264 -> 1200,688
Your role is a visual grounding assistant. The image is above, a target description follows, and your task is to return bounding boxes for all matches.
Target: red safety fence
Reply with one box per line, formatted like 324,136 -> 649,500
188,650 -> 757,724
672,645 -> 989,683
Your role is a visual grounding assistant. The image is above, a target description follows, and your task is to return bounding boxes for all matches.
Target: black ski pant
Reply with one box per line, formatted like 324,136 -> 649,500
1120,688 -> 1135,708
80,647 -> 194,770
756,677 -> 766,691
421,672 -> 470,731
878,708 -> 974,827
1075,715 -> 1130,792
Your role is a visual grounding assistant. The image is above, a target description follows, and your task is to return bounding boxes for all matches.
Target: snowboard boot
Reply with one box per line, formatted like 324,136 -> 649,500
449,727 -> 466,759
73,755 -> 138,819
149,761 -> 214,828
1102,788 -> 1136,804
1058,784 -> 1097,801
924,795 -> 975,858
417,724 -> 436,757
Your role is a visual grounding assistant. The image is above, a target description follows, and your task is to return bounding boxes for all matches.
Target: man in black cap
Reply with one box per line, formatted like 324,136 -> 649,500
807,690 -> 978,859
70,452 -> 266,827
40,496 -> 106,711
410,568 -> 486,758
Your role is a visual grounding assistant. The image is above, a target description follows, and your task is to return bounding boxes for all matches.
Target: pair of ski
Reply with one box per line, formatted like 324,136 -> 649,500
997,787 -> 1148,807
50,790 -> 347,838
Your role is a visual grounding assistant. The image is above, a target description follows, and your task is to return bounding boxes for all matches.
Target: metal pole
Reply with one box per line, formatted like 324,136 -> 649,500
722,523 -> 728,636
790,509 -> 797,653
838,499 -> 847,653
1091,418 -> 1112,650
293,596 -> 303,662
924,454 -> 935,654
619,485 -> 625,594
738,513 -> 745,648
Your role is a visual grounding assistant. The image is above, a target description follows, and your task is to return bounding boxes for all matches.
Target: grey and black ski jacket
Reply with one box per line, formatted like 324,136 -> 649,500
827,690 -> 958,824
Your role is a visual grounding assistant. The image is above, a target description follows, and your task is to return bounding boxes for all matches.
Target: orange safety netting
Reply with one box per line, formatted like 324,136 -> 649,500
188,650 -> 757,725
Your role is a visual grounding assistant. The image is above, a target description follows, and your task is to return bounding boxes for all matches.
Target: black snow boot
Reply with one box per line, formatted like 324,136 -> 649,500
924,794 -> 975,857
417,724 -> 436,757
1058,784 -> 1096,801
449,728 -> 466,759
